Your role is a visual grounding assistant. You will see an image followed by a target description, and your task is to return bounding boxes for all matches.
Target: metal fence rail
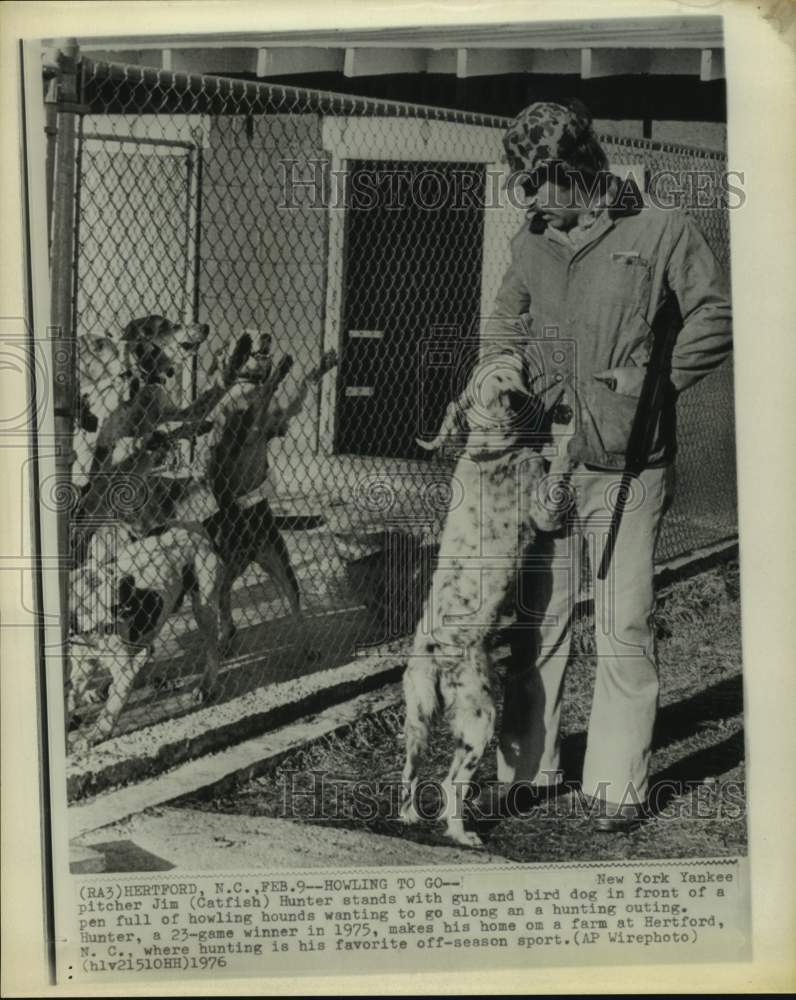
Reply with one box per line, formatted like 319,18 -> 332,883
54,57 -> 737,751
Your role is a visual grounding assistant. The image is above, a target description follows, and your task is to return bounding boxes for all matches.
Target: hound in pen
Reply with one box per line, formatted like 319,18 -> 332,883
73,315 -> 210,486
401,350 -> 576,847
68,323 -> 337,741
68,523 -> 221,747
183,331 -> 337,647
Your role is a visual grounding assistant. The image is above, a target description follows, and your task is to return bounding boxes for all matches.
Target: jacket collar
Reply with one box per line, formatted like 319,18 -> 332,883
529,173 -> 645,241
544,210 -> 613,251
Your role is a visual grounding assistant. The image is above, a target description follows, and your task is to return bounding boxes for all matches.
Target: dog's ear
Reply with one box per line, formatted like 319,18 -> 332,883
77,394 -> 99,433
275,355 -> 293,380
233,333 -> 253,364
123,317 -> 145,342
92,336 -> 112,354
117,574 -> 137,607
550,401 -> 573,426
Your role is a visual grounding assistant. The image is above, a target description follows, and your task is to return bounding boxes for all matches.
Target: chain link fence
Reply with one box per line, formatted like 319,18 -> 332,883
58,58 -> 736,751
598,135 -> 736,563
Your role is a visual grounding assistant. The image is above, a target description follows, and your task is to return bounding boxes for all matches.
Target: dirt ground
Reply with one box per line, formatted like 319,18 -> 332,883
168,558 -> 746,866
76,559 -> 744,871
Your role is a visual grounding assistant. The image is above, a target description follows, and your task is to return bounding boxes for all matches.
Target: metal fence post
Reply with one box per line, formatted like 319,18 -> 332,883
47,39 -> 80,645
43,78 -> 58,243
189,140 -> 204,452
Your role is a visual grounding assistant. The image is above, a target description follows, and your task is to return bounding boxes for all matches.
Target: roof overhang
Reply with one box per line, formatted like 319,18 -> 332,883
44,16 -> 726,81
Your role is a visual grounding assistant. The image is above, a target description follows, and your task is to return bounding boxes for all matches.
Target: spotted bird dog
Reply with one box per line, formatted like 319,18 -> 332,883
401,350 -> 575,847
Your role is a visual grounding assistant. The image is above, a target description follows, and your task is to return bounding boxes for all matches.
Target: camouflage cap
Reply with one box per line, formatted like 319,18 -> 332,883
503,100 -> 608,182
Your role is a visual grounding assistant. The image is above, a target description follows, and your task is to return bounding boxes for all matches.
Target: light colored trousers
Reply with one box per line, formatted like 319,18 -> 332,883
497,463 -> 674,805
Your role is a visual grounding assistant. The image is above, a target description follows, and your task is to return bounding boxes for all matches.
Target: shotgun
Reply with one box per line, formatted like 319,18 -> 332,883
596,294 -> 682,580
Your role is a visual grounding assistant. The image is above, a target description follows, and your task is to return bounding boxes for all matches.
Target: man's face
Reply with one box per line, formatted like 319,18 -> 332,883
532,179 -> 589,232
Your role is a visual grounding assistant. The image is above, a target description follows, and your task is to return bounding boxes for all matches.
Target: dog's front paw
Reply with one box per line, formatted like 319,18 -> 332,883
77,688 -> 103,707
399,801 -> 421,826
68,732 -> 94,755
152,673 -> 181,695
219,624 -> 237,656
197,679 -> 222,705
71,721 -> 112,751
447,826 -> 484,849
276,355 -> 294,380
318,349 -> 337,376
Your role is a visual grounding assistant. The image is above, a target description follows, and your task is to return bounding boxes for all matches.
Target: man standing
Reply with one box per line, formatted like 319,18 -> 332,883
478,101 -> 733,830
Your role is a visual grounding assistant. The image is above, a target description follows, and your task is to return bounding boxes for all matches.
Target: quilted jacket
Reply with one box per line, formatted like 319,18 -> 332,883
481,182 -> 733,469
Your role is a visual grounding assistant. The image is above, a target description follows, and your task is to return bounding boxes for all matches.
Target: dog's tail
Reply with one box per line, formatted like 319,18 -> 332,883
415,433 -> 445,452
415,399 -> 467,453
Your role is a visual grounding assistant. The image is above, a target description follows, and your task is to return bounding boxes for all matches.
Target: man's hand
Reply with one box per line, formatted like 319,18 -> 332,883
593,367 -> 645,397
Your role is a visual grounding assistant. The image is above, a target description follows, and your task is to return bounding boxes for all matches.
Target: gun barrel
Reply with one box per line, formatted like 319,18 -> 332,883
596,296 -> 682,580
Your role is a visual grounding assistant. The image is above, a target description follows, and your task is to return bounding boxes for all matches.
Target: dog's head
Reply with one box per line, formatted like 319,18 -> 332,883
123,314 -> 180,344
69,563 -> 119,635
77,336 -> 129,427
209,331 -> 275,387
122,314 -> 210,391
122,315 -> 209,351
420,350 -> 573,458
466,351 -> 534,422
70,522 -> 136,634
241,333 -> 275,383
478,355 -> 576,458
78,335 -> 126,387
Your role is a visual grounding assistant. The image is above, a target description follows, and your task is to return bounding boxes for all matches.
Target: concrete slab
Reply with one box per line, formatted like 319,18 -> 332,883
67,651 -> 405,801
68,686 -> 403,837
75,806 -> 502,870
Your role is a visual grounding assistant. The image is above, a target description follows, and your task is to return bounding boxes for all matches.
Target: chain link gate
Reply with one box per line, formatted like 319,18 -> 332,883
58,57 -> 737,754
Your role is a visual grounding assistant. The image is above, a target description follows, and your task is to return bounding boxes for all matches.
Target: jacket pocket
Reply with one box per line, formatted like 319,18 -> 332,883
595,255 -> 652,319
575,376 -> 642,465
591,377 -> 641,454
